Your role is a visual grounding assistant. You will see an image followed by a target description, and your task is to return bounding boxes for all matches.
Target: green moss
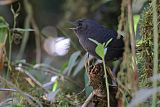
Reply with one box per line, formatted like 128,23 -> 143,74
138,2 -> 160,87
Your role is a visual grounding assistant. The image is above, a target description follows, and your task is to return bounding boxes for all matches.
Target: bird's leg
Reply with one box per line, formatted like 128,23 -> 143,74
106,66 -> 117,87
106,66 -> 116,81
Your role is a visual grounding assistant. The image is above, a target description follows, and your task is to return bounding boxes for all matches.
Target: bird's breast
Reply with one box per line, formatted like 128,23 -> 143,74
79,37 -> 97,57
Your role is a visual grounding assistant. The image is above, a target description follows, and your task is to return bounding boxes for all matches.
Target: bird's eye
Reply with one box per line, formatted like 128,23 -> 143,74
78,23 -> 82,26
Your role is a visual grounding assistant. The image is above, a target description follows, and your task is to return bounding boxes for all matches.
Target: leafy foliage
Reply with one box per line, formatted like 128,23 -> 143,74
0,17 -> 9,48
89,38 -> 112,59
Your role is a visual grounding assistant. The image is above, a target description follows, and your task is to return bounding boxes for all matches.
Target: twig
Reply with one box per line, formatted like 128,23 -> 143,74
31,18 -> 41,63
151,0 -> 159,106
7,3 -> 21,78
117,0 -> 127,38
17,0 -> 41,63
20,68 -> 49,93
17,0 -> 31,60
82,92 -> 94,107
17,62 -> 83,88
127,0 -> 138,90
106,66 -> 116,81
33,64 -> 84,88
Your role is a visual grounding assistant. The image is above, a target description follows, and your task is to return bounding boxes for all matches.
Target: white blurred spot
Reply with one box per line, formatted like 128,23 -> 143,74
15,63 -> 23,71
0,0 -> 17,5
51,76 -> 58,82
104,48 -> 108,55
44,37 -> 70,56
43,76 -> 58,88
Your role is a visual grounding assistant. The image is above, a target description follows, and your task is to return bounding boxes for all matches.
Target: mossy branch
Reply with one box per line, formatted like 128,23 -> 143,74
151,0 -> 159,106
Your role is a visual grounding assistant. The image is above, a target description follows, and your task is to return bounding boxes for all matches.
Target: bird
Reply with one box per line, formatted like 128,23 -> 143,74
71,19 -> 124,62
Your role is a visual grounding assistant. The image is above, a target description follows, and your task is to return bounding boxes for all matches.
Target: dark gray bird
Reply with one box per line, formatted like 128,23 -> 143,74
71,19 -> 124,61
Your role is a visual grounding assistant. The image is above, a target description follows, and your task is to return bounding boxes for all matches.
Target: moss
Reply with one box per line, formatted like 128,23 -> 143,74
138,1 -> 160,87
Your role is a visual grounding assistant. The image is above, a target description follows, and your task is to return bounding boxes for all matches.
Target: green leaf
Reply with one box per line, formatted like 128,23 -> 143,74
95,43 -> 105,59
52,80 -> 58,92
104,38 -> 113,47
64,51 -> 81,76
89,38 -> 113,59
72,53 -> 87,77
0,17 -> 9,28
88,38 -> 99,45
133,15 -> 140,33
89,38 -> 105,58
0,17 -> 9,48
0,24 -> 8,28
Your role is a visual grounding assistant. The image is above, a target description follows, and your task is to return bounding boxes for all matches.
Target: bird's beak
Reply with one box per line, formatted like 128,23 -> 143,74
68,27 -> 77,30
68,21 -> 77,30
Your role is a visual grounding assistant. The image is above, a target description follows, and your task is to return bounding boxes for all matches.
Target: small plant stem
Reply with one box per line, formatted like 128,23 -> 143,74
6,6 -> 17,78
127,0 -> 138,90
152,0 -> 158,106
102,59 -> 110,107
17,0 -> 31,60
82,92 -> 94,107
7,31 -> 12,78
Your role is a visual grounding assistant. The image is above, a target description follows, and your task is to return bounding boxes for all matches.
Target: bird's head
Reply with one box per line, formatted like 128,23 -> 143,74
70,19 -> 99,33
